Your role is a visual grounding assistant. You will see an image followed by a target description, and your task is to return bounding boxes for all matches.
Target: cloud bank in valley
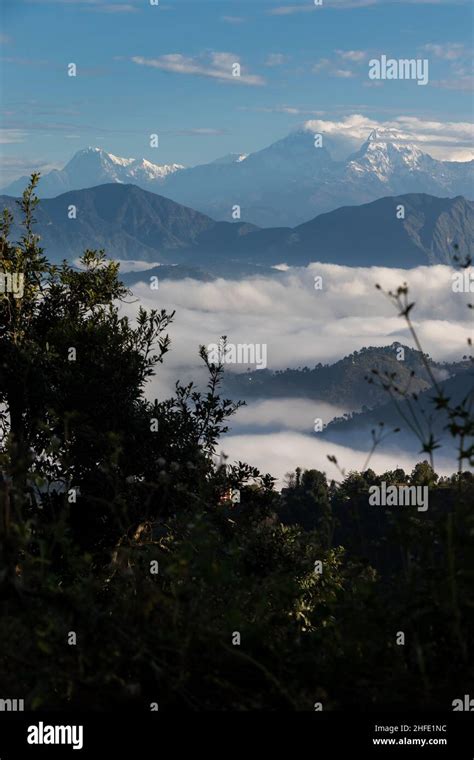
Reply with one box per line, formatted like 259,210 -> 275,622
218,431 -> 459,489
122,263 -> 471,386
118,263 -> 471,480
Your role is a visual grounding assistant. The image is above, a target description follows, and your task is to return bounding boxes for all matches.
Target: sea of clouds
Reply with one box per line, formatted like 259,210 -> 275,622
118,263 -> 471,483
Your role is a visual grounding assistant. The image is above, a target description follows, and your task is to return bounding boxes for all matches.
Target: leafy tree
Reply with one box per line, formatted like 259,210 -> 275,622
0,178 -> 472,713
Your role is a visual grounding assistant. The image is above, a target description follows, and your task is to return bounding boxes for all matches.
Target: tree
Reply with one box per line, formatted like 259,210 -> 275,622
410,460 -> 438,487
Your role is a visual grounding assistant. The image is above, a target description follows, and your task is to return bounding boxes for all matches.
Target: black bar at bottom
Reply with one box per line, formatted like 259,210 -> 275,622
0,711 -> 472,757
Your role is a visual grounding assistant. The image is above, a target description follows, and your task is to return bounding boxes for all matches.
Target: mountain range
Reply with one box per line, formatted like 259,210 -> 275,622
0,183 -> 471,270
0,183 -> 257,265
2,128 -> 473,228
2,147 -> 183,199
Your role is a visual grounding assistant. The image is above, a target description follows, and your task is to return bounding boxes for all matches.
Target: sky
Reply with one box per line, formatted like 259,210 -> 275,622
0,0 -> 473,183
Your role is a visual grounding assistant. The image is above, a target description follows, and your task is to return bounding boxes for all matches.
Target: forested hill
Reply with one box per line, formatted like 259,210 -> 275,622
322,368 -> 473,446
221,343 -> 471,410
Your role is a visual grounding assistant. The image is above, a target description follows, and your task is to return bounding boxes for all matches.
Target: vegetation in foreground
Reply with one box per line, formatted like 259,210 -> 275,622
0,177 -> 472,711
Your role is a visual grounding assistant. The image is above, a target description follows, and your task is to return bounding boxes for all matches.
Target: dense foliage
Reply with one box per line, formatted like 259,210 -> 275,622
0,178 -> 472,711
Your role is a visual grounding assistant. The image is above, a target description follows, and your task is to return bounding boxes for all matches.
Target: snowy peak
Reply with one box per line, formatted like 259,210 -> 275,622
65,147 -> 184,182
347,130 -> 427,182
127,157 -> 185,181
1,130 -> 473,229
0,147 -> 186,198
366,127 -> 407,143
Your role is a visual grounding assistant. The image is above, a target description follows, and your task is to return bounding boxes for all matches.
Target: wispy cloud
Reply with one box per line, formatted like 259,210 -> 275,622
268,4 -> 322,15
0,128 -> 28,145
0,154 -> 59,183
268,1 -> 374,13
239,104 -> 327,116
131,52 -> 265,86
172,128 -> 228,136
433,68 -> 474,91
336,50 -> 367,62
268,0 -> 467,12
420,43 -> 473,91
422,42 -> 468,60
264,53 -> 289,67
313,50 -> 368,79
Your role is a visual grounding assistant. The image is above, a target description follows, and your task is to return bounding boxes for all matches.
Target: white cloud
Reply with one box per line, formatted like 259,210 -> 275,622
230,398 -> 349,433
422,43 -> 468,60
336,50 -> 368,62
302,113 -> 474,160
219,432 -> 458,487
76,258 -> 161,273
313,50 -> 369,79
131,53 -> 265,86
122,264 -> 471,381
117,264 -> 469,481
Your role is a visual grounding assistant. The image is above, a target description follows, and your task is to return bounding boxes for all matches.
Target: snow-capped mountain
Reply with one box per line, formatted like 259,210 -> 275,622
1,147 -> 184,198
347,129 -> 428,182
161,127 -> 473,225
2,130 -> 473,227
344,129 -> 473,197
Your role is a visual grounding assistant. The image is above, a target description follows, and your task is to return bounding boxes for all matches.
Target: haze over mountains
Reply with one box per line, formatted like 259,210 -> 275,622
1,183 -> 471,271
3,127 -> 473,228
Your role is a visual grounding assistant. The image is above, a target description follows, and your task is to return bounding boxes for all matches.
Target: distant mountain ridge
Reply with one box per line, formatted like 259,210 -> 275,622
0,183 -> 257,264
0,183 -> 471,269
2,128 -> 473,227
2,147 -> 184,199
224,192 -> 474,267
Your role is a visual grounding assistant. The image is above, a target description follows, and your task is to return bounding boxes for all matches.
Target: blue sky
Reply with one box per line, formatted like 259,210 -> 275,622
0,0 -> 473,182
